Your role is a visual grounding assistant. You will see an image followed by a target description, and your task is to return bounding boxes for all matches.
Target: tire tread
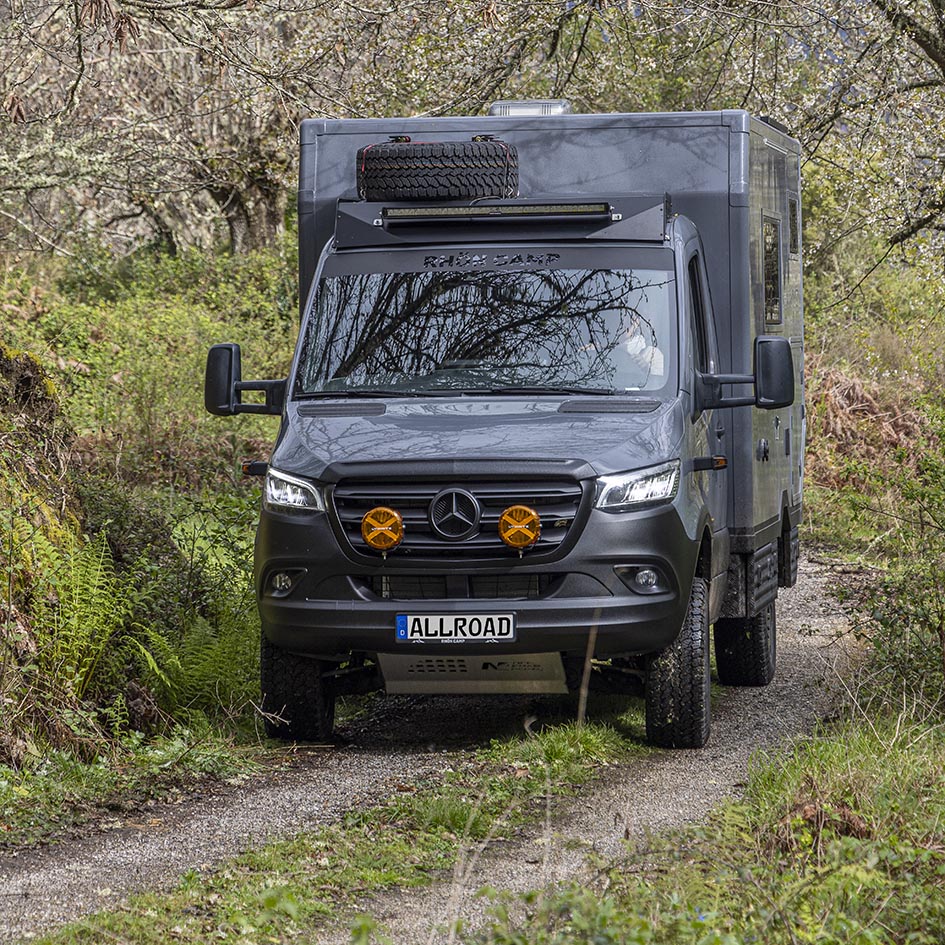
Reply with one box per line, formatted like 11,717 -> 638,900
357,141 -> 519,200
645,577 -> 711,749
260,635 -> 335,741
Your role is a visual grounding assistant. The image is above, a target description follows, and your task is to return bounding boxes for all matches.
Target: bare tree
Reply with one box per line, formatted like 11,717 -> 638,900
0,1 -> 583,254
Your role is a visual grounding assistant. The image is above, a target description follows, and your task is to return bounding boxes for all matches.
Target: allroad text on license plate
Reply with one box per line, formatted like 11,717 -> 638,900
396,614 -> 516,642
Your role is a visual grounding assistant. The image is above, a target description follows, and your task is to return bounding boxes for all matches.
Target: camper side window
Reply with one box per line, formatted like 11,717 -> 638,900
763,217 -> 782,325
788,197 -> 800,256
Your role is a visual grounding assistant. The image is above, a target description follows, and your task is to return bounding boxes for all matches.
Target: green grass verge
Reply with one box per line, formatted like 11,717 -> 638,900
470,710 -> 945,944
0,723 -> 256,848
32,704 -> 647,944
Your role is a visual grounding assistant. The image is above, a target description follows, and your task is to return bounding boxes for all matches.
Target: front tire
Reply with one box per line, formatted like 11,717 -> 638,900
644,577 -> 711,748
260,633 -> 336,741
714,602 -> 777,687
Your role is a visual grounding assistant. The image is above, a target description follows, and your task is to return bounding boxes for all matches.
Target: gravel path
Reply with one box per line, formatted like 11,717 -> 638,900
0,558 -> 850,943
319,557 -> 852,944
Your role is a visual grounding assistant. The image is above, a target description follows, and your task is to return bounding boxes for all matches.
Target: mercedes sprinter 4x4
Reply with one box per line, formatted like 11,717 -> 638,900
205,104 -> 803,748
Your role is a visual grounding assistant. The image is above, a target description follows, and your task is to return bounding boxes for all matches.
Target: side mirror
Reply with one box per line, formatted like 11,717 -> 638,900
754,336 -> 794,409
695,335 -> 795,413
205,343 -> 241,415
205,343 -> 287,417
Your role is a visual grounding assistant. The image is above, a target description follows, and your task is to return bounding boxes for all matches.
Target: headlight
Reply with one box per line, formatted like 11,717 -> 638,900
595,460 -> 680,513
264,468 -> 326,513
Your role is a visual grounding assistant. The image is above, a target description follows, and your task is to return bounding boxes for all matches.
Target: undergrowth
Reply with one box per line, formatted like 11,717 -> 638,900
470,711 -> 945,945
3,242 -> 296,485
0,722 -> 255,848
0,345 -> 263,811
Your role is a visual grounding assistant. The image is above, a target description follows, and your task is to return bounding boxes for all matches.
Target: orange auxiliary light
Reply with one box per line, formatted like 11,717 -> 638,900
498,505 -> 541,550
361,507 -> 404,552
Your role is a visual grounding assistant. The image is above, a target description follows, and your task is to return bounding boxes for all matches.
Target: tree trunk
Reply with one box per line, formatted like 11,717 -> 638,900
244,181 -> 287,253
207,185 -> 253,255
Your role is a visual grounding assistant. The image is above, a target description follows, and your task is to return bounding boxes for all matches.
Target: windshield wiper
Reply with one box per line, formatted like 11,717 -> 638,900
479,386 -> 618,396
296,389 -> 426,399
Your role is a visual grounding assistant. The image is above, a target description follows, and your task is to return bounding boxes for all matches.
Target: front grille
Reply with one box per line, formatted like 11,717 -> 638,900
334,479 -> 584,559
371,575 -> 447,599
368,573 -> 560,600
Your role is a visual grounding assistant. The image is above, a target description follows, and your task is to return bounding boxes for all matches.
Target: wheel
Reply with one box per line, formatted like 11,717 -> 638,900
356,140 -> 519,201
644,577 -> 711,748
714,602 -> 777,687
260,632 -> 336,741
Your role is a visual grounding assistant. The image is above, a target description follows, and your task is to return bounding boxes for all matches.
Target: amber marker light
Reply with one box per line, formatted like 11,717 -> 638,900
361,506 -> 404,552
498,504 -> 541,550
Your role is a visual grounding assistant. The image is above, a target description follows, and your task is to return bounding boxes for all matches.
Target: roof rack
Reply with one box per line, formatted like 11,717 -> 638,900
333,195 -> 670,249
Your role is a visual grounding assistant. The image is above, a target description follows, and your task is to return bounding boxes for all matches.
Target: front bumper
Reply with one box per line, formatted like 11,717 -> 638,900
255,500 -> 699,660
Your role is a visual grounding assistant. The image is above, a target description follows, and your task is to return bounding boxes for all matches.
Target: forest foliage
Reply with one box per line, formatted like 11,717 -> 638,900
0,0 -> 944,828
1,5 -> 945,944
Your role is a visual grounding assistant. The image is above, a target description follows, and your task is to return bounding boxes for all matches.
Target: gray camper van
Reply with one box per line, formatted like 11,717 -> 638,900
205,104 -> 803,749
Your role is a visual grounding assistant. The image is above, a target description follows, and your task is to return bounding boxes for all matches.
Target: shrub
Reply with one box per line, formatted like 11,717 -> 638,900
850,424 -> 945,707
5,242 -> 298,486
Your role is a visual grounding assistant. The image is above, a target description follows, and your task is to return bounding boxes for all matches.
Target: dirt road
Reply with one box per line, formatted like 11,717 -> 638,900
0,558 -> 849,943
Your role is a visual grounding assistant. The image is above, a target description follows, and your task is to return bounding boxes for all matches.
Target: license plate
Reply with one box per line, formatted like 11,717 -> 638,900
396,613 -> 516,642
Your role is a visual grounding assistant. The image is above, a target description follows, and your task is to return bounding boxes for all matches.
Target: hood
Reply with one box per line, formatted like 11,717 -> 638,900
271,397 -> 683,481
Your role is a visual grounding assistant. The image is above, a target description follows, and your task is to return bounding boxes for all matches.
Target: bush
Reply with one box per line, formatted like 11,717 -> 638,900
849,422 -> 945,707
4,241 -> 299,485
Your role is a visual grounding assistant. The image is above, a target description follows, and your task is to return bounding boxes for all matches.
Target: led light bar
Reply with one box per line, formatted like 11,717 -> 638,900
381,202 -> 615,226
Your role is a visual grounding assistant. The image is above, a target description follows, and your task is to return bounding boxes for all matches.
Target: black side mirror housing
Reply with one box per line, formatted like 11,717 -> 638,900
205,343 -> 286,417
205,343 -> 242,415
695,334 -> 795,413
753,335 -> 794,409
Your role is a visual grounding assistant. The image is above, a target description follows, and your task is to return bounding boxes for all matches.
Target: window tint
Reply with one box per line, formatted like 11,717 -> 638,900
763,218 -> 782,325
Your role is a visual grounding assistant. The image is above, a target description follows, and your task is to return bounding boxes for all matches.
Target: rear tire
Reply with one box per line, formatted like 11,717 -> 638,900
260,633 -> 336,741
714,603 -> 777,687
644,577 -> 711,748
356,140 -> 519,201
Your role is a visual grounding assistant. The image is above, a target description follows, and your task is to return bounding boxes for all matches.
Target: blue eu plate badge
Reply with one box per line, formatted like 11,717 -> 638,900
396,614 -> 408,640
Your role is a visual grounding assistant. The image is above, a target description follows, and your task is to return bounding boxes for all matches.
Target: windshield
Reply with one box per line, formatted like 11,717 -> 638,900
296,250 -> 676,397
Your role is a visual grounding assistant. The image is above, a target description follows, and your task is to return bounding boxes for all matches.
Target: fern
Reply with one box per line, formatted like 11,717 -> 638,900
33,533 -> 132,699
177,610 -> 260,713
128,628 -> 182,705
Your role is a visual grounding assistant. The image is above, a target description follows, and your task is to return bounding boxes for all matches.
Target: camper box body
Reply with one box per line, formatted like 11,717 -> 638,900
297,110 -> 804,560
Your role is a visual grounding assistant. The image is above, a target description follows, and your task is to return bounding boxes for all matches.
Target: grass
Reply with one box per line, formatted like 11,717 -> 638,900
0,723 -> 257,848
30,708 -> 648,944
471,708 -> 945,945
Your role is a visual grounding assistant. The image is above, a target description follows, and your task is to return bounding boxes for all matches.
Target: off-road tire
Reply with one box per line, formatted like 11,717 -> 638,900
644,577 -> 711,748
356,140 -> 519,201
260,633 -> 336,741
714,602 -> 777,687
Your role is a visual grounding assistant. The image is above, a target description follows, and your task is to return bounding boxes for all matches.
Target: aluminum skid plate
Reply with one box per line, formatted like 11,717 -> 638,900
378,652 -> 568,695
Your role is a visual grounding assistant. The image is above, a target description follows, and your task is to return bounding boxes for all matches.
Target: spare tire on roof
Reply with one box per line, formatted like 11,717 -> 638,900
356,139 -> 519,201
